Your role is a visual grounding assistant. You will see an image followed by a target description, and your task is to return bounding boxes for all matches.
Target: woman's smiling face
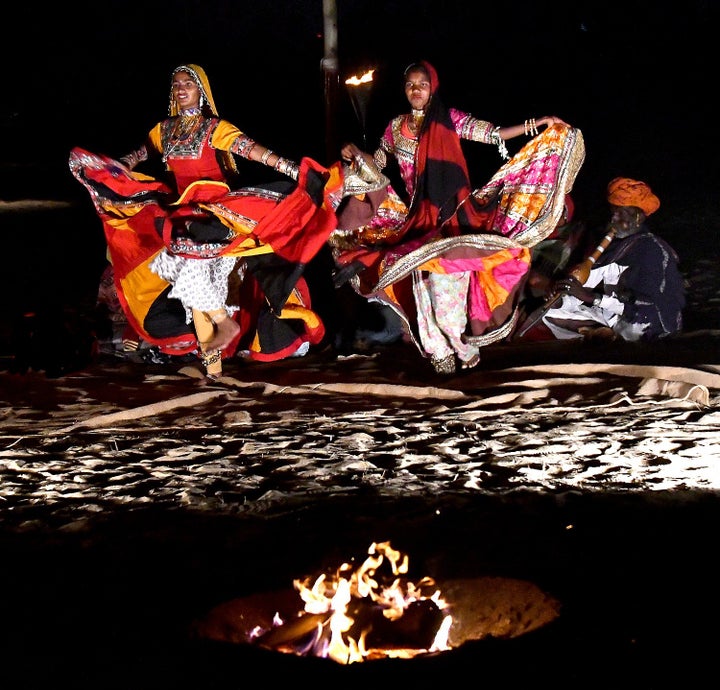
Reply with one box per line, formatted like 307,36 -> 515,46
171,71 -> 201,110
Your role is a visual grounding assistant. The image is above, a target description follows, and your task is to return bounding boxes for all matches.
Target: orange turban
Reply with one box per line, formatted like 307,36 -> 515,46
606,177 -> 660,215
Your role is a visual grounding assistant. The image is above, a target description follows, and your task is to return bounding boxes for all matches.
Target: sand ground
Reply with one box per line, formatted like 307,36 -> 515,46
1,199 -> 719,685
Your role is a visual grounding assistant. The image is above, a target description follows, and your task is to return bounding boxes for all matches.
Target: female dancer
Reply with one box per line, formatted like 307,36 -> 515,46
71,64 -> 340,379
333,60 -> 584,373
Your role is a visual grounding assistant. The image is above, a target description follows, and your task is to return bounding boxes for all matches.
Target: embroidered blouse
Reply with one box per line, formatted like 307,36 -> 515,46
120,117 -> 258,194
372,109 -> 495,197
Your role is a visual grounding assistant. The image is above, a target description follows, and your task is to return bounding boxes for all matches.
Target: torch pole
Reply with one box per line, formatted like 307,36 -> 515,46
344,71 -> 374,151
346,89 -> 368,149
321,0 -> 339,165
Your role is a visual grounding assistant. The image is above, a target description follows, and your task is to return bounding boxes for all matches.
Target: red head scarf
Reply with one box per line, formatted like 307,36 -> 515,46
405,61 -> 489,238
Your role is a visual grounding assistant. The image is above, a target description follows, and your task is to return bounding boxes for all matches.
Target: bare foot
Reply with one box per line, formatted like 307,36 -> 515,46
578,326 -> 616,343
206,315 -> 241,352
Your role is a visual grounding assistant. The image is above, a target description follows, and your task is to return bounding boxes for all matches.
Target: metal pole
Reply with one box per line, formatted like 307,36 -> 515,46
321,0 -> 339,165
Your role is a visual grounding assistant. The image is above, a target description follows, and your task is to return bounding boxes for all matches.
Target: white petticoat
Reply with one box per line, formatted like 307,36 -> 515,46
149,251 -> 239,323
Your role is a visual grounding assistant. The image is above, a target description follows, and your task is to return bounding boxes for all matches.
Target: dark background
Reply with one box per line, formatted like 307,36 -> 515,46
2,0 -> 714,206
0,4 -> 718,680
0,0 -> 715,344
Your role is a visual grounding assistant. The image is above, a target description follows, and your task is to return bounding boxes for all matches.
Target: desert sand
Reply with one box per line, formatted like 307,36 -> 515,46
1,198 -> 719,685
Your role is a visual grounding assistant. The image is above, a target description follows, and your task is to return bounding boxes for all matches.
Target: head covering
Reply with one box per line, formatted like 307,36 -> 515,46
169,64 -> 218,117
168,64 -> 238,177
403,60 -> 472,233
606,177 -> 660,216
403,60 -> 439,95
402,59 -> 493,238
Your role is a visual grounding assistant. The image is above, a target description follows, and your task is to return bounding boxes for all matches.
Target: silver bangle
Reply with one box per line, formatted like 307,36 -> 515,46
260,149 -> 273,165
491,126 -> 509,160
275,157 -> 299,181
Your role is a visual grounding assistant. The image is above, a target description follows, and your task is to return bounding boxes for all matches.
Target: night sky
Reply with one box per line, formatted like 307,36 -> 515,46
2,0 -> 714,224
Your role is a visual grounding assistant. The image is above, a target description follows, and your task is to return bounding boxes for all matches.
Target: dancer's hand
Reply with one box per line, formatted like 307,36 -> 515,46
538,115 -> 569,128
341,143 -> 363,163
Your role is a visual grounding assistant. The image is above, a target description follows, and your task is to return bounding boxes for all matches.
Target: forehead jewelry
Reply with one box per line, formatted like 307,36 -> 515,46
169,67 -> 207,115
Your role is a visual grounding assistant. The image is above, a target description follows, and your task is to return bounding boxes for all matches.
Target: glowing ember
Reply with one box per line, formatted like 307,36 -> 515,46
251,541 -> 451,664
345,69 -> 374,86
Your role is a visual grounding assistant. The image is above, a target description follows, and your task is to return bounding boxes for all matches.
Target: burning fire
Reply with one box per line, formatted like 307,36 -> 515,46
345,69 -> 374,86
250,541 -> 452,664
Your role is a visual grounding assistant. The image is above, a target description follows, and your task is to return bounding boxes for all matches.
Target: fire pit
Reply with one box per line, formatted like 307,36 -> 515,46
191,541 -> 560,664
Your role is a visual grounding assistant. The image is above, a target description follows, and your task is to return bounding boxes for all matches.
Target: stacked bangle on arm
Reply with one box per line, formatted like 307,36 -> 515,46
524,118 -> 539,136
274,156 -> 299,181
260,149 -> 273,165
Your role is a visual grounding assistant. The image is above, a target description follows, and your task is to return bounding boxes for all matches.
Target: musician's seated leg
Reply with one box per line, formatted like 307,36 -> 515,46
544,316 -> 617,342
545,316 -> 599,334
543,315 -> 602,340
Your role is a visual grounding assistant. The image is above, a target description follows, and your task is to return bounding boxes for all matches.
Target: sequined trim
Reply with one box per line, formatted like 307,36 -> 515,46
161,116 -> 215,159
453,112 -> 495,143
374,235 -> 522,291
341,159 -> 390,196
230,134 -> 257,159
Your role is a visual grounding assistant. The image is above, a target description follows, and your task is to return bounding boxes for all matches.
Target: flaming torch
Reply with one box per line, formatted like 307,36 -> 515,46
345,69 -> 375,149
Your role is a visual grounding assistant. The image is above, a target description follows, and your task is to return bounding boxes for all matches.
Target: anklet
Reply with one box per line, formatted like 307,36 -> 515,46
201,350 -> 222,367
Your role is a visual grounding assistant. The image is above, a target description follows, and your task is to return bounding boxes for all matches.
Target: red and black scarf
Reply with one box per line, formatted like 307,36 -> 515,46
407,60 -> 492,239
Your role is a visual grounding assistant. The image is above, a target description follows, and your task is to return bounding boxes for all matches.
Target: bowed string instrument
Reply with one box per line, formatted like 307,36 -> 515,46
516,224 -> 618,338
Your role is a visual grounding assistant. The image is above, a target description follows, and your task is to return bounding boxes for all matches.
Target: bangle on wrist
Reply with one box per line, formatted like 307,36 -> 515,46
274,156 -> 299,181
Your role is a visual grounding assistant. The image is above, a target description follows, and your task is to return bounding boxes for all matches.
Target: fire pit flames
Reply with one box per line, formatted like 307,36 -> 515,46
250,541 -> 451,664
192,541 -> 561,664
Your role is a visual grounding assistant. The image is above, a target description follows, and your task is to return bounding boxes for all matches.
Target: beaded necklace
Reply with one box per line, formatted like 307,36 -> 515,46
163,108 -> 203,162
407,108 -> 425,136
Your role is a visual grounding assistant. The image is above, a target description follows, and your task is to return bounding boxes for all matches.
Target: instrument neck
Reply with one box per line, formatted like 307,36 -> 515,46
568,226 -> 617,282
